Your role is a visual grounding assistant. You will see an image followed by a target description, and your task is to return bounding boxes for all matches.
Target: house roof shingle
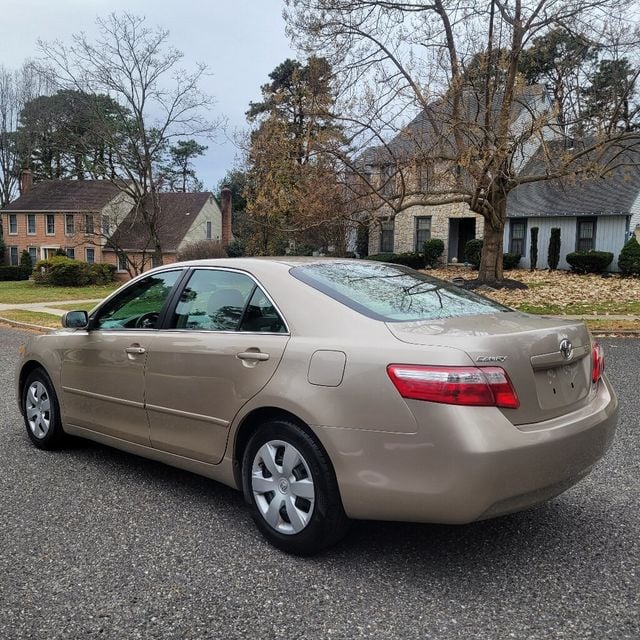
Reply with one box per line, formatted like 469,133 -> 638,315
507,139 -> 640,218
2,179 -> 122,212
106,192 -> 213,252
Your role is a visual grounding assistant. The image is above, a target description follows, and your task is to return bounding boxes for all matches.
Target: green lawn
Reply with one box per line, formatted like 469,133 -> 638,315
0,280 -> 120,304
0,309 -> 62,328
46,301 -> 101,312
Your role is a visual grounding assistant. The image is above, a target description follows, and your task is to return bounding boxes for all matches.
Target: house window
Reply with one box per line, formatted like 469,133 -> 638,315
102,215 -> 110,236
152,255 -> 162,268
27,214 -> 36,235
118,254 -> 128,271
380,165 -> 396,196
509,218 -> 527,256
46,215 -> 55,235
10,246 -> 19,265
416,162 -> 430,193
206,221 -> 212,240
65,247 -> 75,260
28,247 -> 37,264
85,214 -> 94,235
65,214 -> 75,235
85,247 -> 95,264
415,217 -> 432,252
380,219 -> 395,253
9,214 -> 17,234
576,217 -> 596,252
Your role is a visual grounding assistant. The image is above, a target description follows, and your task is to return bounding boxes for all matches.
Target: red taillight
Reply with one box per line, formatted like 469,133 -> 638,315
592,343 -> 604,384
387,364 -> 520,409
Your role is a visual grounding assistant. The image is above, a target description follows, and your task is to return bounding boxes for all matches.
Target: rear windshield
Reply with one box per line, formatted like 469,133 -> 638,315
290,262 -> 509,322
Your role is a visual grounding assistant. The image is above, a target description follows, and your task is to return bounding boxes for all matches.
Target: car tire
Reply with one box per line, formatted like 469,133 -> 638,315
22,369 -> 65,450
242,419 -> 349,555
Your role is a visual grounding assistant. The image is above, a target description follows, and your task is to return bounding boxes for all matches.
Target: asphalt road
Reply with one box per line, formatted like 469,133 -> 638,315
0,328 -> 638,640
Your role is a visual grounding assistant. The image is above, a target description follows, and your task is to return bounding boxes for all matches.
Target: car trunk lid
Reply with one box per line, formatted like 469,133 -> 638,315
386,312 -> 593,425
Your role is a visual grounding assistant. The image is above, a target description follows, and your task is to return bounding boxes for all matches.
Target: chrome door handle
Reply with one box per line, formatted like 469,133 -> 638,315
125,346 -> 146,355
237,351 -> 269,361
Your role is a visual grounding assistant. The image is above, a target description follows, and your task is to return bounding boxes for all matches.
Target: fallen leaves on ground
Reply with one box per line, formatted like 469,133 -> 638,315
429,267 -> 640,315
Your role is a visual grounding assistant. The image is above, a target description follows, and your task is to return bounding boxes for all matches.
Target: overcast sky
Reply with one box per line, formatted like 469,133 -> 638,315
1,0 -> 297,191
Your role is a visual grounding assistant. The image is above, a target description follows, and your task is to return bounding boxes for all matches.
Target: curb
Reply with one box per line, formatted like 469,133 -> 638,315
0,317 -> 54,333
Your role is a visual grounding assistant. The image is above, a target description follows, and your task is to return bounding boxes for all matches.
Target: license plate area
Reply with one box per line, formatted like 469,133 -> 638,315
534,361 -> 589,410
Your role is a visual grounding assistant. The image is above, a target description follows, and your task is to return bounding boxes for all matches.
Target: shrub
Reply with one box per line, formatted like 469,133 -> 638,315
530,227 -> 539,271
464,239 -> 483,268
365,252 -> 398,263
178,240 -> 227,261
566,250 -> 613,274
423,238 -> 445,267
548,228 -> 561,270
225,239 -> 246,258
33,256 -> 90,286
20,250 -> 33,272
503,252 -> 522,270
365,252 -> 425,269
0,266 -> 30,281
618,237 -> 640,276
87,263 -> 117,284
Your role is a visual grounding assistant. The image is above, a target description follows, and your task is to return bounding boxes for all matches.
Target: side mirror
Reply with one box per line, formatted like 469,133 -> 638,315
62,310 -> 89,329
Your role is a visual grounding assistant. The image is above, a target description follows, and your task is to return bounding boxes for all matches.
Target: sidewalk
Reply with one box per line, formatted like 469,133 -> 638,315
0,299 -> 102,316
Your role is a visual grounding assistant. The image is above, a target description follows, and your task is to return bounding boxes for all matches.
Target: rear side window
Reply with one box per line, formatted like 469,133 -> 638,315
290,262 -> 508,322
171,269 -> 286,332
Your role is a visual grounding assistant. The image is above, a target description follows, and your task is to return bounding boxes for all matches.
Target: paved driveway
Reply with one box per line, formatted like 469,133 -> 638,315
0,328 -> 638,640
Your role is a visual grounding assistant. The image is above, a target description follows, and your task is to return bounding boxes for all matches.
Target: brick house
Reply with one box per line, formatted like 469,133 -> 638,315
1,173 -> 231,279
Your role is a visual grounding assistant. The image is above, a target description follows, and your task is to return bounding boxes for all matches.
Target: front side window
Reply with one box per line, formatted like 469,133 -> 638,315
171,269 -> 285,332
65,214 -> 75,235
85,248 -> 95,264
379,220 -> 394,253
509,218 -> 527,256
415,217 -> 431,252
46,215 -> 55,235
9,214 -> 17,234
10,246 -> 19,265
576,217 -> 596,252
94,270 -> 182,330
291,262 -> 508,322
28,247 -> 37,264
85,214 -> 94,235
27,214 -> 36,234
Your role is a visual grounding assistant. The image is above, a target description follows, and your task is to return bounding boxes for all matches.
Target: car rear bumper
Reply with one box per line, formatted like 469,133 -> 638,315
312,375 -> 618,523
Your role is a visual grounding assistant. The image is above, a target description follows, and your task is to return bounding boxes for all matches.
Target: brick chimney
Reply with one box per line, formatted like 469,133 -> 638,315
220,185 -> 233,246
20,168 -> 33,195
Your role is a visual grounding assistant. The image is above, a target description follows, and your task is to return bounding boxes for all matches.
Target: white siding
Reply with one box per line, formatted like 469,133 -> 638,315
177,195 -> 222,250
504,215 -> 628,271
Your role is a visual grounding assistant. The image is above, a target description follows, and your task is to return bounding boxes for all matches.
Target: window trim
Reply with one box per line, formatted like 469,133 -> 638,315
65,214 -> 75,236
85,247 -> 96,264
27,214 -> 36,235
509,218 -> 528,257
379,219 -> 395,253
414,216 -> 432,252
9,246 -> 19,266
576,216 -> 597,252
8,214 -> 18,235
84,213 -> 95,236
45,214 -> 56,236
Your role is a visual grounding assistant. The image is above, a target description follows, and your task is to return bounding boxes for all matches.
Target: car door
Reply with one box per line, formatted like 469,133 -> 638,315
60,269 -> 184,445
144,267 -> 290,464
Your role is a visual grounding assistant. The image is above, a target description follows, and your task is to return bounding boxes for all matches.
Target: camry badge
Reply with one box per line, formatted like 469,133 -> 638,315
477,355 -> 507,363
559,339 -> 573,360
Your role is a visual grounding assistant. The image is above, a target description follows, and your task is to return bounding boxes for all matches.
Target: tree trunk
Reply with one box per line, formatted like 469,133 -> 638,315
477,219 -> 504,283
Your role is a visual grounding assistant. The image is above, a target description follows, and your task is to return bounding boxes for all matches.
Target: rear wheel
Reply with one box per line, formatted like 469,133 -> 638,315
242,419 -> 349,555
22,369 -> 64,450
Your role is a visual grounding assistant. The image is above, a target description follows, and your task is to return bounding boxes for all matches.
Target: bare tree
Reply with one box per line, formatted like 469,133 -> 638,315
38,13 -> 217,268
0,62 -> 54,207
286,0 -> 640,283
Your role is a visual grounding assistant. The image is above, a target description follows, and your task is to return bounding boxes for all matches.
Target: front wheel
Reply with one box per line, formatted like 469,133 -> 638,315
242,419 -> 349,555
22,369 -> 65,450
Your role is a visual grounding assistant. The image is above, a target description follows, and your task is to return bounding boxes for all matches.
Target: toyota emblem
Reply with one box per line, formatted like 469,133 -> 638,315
559,339 -> 573,360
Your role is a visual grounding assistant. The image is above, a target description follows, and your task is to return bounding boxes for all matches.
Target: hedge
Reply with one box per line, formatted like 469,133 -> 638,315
565,250 -> 613,274
423,238 -> 445,267
365,252 -> 425,269
0,266 -> 30,281
33,256 -> 117,286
